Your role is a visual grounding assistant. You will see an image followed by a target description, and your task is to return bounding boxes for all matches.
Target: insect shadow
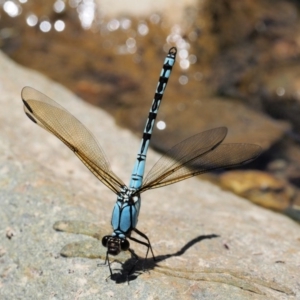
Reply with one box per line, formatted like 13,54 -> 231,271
110,233 -> 220,284
54,220 -> 219,283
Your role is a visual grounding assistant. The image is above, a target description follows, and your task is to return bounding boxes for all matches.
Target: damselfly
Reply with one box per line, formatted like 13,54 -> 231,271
21,47 -> 261,279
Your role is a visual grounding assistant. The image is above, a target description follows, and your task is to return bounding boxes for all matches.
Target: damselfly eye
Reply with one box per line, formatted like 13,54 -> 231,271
102,236 -> 110,247
120,239 -> 130,251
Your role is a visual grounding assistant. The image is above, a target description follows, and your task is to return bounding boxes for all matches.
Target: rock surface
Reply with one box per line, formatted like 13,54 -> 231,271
0,52 -> 299,299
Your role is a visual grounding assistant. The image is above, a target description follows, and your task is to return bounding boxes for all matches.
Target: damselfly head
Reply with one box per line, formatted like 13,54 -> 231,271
102,236 -> 130,255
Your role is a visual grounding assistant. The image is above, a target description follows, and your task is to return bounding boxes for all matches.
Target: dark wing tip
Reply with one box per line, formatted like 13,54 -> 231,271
25,112 -> 37,123
22,99 -> 33,113
241,144 -> 263,165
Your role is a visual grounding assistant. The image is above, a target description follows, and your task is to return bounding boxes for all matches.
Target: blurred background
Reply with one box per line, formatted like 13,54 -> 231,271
1,0 -> 300,220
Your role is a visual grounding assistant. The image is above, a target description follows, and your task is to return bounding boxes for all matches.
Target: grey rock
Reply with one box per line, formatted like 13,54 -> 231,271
0,51 -> 299,299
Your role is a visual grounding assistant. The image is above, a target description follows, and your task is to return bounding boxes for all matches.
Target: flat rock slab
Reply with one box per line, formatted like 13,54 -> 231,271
0,52 -> 299,299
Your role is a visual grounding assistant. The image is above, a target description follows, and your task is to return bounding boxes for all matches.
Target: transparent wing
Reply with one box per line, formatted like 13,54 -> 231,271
139,129 -> 262,193
21,86 -> 125,194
